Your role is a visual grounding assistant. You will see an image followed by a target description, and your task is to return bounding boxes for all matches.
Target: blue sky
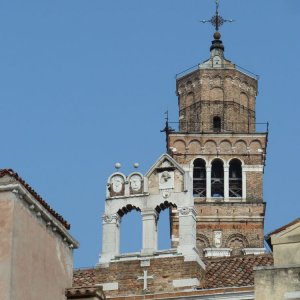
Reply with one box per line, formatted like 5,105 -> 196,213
0,0 -> 299,268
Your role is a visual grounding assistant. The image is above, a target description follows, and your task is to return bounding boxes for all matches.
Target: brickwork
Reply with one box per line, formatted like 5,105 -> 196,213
171,203 -> 265,254
176,68 -> 257,134
73,255 -> 273,298
74,256 -> 204,297
169,133 -> 267,165
247,172 -> 263,201
167,51 -> 267,257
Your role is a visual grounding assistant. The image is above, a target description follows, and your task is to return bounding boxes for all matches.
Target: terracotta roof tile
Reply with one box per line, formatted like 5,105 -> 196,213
73,269 -> 98,287
0,169 -> 70,229
201,254 -> 273,289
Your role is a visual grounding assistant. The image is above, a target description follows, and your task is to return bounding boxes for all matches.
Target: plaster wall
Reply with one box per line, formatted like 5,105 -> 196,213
255,266 -> 300,300
273,243 -> 300,266
0,194 -> 14,300
0,191 -> 74,300
271,226 -> 300,266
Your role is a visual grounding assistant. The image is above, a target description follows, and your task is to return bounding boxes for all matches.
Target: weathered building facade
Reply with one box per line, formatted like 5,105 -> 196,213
0,169 -> 79,300
255,219 -> 300,300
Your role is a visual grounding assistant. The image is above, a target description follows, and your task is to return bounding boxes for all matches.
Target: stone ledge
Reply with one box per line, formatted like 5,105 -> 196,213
254,264 -> 300,271
172,278 -> 200,288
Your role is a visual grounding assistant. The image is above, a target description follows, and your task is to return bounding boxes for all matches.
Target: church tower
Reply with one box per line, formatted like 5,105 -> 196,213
168,16 -> 268,257
77,2 -> 273,298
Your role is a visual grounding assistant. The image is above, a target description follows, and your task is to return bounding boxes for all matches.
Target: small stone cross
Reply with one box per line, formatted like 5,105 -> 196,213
137,270 -> 153,291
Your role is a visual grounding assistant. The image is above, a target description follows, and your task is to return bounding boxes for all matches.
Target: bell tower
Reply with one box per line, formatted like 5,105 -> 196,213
168,2 -> 268,257
178,31 -> 257,135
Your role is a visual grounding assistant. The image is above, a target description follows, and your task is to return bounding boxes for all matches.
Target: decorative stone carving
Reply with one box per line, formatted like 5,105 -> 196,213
109,175 -> 125,196
204,248 -> 231,258
103,214 -> 120,224
161,160 -> 172,168
162,190 -> 171,199
129,174 -> 143,194
225,233 -> 249,255
159,171 -> 174,190
178,207 -> 195,216
213,231 -> 222,248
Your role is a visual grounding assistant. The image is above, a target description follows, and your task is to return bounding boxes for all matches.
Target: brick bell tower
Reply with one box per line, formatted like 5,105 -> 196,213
168,25 -> 268,257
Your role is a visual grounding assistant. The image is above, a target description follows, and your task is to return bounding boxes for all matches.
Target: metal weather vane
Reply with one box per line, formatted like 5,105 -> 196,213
201,0 -> 234,31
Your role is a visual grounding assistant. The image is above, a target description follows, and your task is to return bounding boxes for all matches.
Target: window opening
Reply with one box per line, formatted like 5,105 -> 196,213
193,158 -> 206,197
211,159 -> 224,197
229,159 -> 242,197
213,116 -> 222,132
157,209 -> 171,250
156,202 -> 176,251
120,208 -> 142,254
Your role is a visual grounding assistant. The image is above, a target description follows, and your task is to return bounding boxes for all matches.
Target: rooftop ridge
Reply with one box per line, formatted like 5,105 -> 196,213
0,168 -> 70,229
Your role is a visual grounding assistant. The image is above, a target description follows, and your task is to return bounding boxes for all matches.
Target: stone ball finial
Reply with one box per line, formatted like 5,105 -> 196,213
133,163 -> 139,169
115,163 -> 121,170
214,31 -> 221,40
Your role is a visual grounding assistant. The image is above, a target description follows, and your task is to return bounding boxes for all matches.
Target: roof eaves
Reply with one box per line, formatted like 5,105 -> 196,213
0,169 -> 71,230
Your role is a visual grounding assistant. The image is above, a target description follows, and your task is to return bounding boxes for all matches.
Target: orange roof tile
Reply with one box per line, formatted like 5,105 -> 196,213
0,169 -> 70,229
201,254 -> 273,289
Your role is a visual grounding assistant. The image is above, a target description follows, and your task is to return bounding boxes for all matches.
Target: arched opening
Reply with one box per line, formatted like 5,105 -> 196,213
196,234 -> 210,258
211,159 -> 224,197
225,234 -> 249,256
119,205 -> 142,254
156,202 -> 177,251
193,158 -> 206,197
210,87 -> 224,101
229,159 -> 242,197
186,92 -> 195,108
213,116 -> 222,132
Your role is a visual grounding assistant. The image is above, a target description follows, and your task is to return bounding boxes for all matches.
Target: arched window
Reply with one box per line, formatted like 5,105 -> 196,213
186,92 -> 195,107
211,159 -> 224,197
118,206 -> 142,254
193,159 -> 206,197
229,159 -> 242,197
213,116 -> 222,132
156,202 -> 177,250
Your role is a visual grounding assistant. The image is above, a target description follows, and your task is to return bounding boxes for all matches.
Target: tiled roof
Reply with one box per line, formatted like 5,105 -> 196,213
0,169 -> 70,229
201,254 -> 273,289
73,268 -> 98,287
73,254 -> 273,290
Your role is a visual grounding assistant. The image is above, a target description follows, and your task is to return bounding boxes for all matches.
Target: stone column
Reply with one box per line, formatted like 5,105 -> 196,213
177,207 -> 196,254
141,209 -> 158,255
99,214 -> 121,264
242,168 -> 247,200
224,166 -> 229,199
206,166 -> 211,198
177,207 -> 205,268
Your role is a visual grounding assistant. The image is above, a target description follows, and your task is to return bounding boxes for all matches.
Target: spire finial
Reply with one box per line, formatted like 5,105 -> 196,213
201,0 -> 234,32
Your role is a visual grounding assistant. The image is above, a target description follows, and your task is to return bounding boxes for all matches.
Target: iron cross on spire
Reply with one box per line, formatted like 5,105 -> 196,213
201,0 -> 234,31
